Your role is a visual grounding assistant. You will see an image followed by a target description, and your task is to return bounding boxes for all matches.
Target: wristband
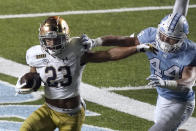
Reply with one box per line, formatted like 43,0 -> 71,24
92,37 -> 103,47
136,44 -> 146,52
165,80 -> 178,89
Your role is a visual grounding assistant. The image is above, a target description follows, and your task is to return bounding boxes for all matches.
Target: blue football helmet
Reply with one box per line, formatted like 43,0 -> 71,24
156,13 -> 189,52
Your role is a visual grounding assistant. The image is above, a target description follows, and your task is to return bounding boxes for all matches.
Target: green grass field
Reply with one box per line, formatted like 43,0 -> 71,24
0,0 -> 196,130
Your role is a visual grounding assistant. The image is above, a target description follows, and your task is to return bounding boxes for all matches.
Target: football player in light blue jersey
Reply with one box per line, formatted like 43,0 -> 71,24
80,0 -> 195,130
81,12 -> 196,131
138,13 -> 196,131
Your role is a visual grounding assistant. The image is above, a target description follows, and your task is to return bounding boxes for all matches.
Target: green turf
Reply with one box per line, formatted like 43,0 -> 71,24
0,117 -> 24,122
0,1 -> 196,130
114,89 -> 158,105
85,101 -> 153,131
0,0 -> 187,15
0,73 -> 17,85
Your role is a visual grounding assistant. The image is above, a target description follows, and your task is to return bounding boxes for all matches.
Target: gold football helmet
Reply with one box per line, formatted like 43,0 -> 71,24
39,16 -> 70,56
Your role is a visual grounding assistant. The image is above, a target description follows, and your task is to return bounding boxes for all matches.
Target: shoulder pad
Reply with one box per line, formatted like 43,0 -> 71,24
68,37 -> 85,56
70,37 -> 80,44
26,45 -> 48,67
137,27 -> 157,44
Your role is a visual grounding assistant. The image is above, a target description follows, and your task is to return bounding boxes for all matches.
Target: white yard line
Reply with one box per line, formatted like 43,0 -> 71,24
0,5 -> 196,19
0,56 -> 196,130
101,86 -> 154,91
81,82 -> 155,121
0,57 -> 29,78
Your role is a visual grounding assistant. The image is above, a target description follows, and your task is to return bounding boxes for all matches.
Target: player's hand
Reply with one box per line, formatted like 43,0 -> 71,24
136,44 -> 158,55
146,75 -> 166,88
15,76 -> 33,94
80,34 -> 94,51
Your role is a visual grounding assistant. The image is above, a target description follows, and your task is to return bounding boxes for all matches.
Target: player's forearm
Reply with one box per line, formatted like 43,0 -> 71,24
163,80 -> 192,92
175,76 -> 196,92
175,66 -> 196,92
86,46 -> 138,63
173,0 -> 189,16
93,36 -> 137,47
107,46 -> 137,60
161,66 -> 196,92
30,67 -> 37,72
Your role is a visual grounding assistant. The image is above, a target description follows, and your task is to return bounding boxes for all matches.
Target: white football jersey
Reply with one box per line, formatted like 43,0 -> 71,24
26,37 -> 86,99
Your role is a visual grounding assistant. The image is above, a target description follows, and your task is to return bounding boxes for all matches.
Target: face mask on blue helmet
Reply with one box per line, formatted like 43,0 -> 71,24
156,13 -> 189,53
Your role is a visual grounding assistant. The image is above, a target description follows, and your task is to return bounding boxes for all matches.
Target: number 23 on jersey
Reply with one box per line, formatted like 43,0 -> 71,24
45,66 -> 72,87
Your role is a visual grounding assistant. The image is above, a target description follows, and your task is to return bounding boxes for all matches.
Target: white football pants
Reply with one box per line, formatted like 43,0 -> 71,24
149,95 -> 195,131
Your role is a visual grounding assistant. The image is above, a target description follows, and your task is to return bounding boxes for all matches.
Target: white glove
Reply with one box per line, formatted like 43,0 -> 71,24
146,75 -> 166,87
80,34 -> 94,51
80,34 -> 103,51
15,76 -> 33,95
136,44 -> 158,55
146,75 -> 177,89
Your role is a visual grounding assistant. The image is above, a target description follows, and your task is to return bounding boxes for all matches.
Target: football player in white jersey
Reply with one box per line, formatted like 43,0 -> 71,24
15,16 -> 156,131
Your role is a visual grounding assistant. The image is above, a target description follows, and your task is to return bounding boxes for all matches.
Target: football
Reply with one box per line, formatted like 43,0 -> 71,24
20,72 -> 42,91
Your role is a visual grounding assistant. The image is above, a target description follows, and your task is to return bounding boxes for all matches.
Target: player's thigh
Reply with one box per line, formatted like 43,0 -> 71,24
154,96 -> 195,130
20,104 -> 56,131
179,99 -> 195,126
55,106 -> 85,131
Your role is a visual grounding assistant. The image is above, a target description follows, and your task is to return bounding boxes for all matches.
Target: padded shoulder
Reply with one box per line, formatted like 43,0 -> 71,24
137,27 -> 157,44
26,45 -> 48,67
64,37 -> 86,57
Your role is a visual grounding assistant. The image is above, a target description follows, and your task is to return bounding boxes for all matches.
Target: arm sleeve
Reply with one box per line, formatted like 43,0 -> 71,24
173,0 -> 189,16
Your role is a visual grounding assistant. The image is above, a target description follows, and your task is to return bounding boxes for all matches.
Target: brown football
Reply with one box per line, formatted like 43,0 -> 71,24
20,72 -> 41,91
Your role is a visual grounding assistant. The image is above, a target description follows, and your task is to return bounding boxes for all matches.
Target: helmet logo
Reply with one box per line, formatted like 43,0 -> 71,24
39,16 -> 70,57
168,13 -> 182,32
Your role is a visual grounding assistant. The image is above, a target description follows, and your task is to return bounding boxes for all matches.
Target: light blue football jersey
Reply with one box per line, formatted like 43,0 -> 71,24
137,27 -> 196,101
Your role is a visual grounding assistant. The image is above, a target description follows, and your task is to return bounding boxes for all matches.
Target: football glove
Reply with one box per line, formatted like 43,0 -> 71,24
16,75 -> 33,94
146,75 -> 177,89
80,34 -> 94,51
80,34 -> 103,51
136,44 -> 158,55
15,72 -> 41,94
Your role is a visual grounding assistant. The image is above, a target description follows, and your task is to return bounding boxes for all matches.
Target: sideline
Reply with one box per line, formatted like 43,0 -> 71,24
0,57 -> 196,130
0,5 -> 196,19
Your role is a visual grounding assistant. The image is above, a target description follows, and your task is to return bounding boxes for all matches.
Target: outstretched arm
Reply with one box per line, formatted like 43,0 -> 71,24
80,34 -> 139,50
81,43 -> 157,64
81,46 -> 138,64
100,35 -> 139,47
173,0 -> 189,16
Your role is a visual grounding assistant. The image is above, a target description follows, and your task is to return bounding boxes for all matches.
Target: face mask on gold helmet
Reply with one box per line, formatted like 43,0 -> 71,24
39,16 -> 70,56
